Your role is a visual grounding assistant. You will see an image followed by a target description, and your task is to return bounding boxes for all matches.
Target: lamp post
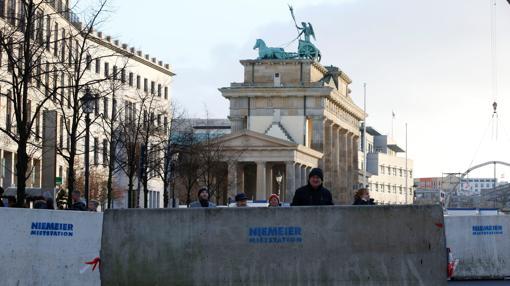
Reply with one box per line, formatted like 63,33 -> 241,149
80,88 -> 96,207
275,171 -> 283,197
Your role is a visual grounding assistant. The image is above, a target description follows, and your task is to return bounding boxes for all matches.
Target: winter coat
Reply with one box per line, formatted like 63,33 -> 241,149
189,200 -> 216,208
353,198 -> 376,205
69,201 -> 87,211
291,184 -> 334,206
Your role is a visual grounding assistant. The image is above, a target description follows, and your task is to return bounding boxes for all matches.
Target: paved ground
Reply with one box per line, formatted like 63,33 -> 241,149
448,280 -> 510,285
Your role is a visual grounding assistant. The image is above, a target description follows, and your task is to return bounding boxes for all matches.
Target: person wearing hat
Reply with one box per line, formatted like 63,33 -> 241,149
190,188 -> 216,208
291,167 -> 333,206
234,193 -> 249,207
268,194 -> 281,207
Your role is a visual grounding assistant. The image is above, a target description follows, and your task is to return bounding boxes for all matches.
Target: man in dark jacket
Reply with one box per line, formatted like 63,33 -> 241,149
189,188 -> 216,208
69,190 -> 87,211
291,168 -> 334,206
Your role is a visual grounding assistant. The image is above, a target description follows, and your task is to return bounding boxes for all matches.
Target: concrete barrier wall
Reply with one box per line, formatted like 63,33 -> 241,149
0,208 -> 102,286
101,205 -> 447,286
445,215 -> 510,279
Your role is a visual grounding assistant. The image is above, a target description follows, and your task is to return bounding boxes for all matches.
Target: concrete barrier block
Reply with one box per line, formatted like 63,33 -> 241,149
445,215 -> 510,279
101,205 -> 446,286
0,208 -> 103,286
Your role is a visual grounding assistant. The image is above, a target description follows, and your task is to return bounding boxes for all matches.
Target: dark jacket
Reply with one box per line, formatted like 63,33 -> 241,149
353,198 -> 376,205
291,184 -> 334,206
70,201 -> 87,211
189,200 -> 216,208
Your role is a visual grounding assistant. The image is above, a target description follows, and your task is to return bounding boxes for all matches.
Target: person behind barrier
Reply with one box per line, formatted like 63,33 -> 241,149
88,200 -> 99,212
268,194 -> 281,207
353,188 -> 375,205
190,188 -> 216,208
33,196 -> 48,209
291,168 -> 333,206
0,186 -> 4,207
69,190 -> 87,211
6,196 -> 17,208
235,193 -> 249,207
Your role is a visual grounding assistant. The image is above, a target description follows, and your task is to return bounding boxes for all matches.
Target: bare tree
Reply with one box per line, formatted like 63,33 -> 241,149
152,101 -> 185,208
53,0 -> 128,207
0,0 -> 72,206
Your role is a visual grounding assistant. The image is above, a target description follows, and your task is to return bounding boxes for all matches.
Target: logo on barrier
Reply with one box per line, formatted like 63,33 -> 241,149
30,222 -> 74,237
248,226 -> 302,244
472,225 -> 503,236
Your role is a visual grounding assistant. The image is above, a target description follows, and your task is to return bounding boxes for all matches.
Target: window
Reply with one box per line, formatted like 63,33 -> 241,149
6,93 -> 11,132
136,75 -> 140,89
157,114 -> 161,126
164,86 -> 168,99
121,69 -> 126,83
150,81 -> 155,94
380,165 -> 385,175
103,97 -> 109,119
157,84 -> 161,97
59,115 -> 64,149
45,62 -> 50,97
112,98 -> 117,120
35,114 -> 41,141
113,65 -> 117,80
7,0 -> 16,25
129,72 -> 133,86
45,15 -> 51,50
399,169 -> 402,177
66,119 -> 70,148
53,67 -> 58,101
164,116 -> 168,131
387,166 -> 391,175
103,139 -> 108,165
61,28 -> 66,62
144,78 -> 148,92
53,22 -> 58,56
95,58 -> 100,74
104,62 -> 109,78
86,54 -> 92,70
93,137 -> 98,165
95,96 -> 99,117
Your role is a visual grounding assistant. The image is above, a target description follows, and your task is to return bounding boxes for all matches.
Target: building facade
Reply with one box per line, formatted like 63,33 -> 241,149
219,59 -> 364,204
0,0 -> 173,208
359,126 -> 414,204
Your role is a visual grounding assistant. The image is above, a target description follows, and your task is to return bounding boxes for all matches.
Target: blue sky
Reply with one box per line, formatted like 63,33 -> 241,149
78,0 -> 510,179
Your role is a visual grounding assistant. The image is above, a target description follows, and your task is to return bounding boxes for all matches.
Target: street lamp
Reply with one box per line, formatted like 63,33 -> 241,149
275,171 -> 283,197
80,88 -> 96,207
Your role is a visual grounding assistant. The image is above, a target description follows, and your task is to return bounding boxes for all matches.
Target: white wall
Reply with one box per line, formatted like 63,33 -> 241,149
0,208 -> 102,286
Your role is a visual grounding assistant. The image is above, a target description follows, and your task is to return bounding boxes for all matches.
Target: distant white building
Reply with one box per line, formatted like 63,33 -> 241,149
359,126 -> 413,205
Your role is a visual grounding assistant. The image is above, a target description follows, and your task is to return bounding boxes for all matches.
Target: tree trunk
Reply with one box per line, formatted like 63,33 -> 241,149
66,136 -> 77,207
15,141 -> 28,208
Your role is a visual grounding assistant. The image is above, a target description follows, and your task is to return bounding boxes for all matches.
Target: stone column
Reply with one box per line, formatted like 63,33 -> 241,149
256,161 -> 266,200
323,121 -> 333,188
227,161 -> 238,198
352,135 -> 360,195
338,129 -> 348,204
346,132 -> 354,202
332,124 -> 340,199
229,116 -> 244,133
311,116 -> 324,154
301,166 -> 307,187
295,164 -> 302,191
237,164 -> 245,194
266,163 -> 273,197
285,161 -> 296,203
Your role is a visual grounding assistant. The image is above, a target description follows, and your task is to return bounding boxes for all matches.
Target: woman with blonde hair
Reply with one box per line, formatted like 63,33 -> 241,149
353,188 -> 375,205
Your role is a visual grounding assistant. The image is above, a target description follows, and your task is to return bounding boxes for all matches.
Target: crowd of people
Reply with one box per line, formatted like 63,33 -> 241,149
190,167 -> 376,208
1,167 -> 375,210
0,187 -> 99,211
